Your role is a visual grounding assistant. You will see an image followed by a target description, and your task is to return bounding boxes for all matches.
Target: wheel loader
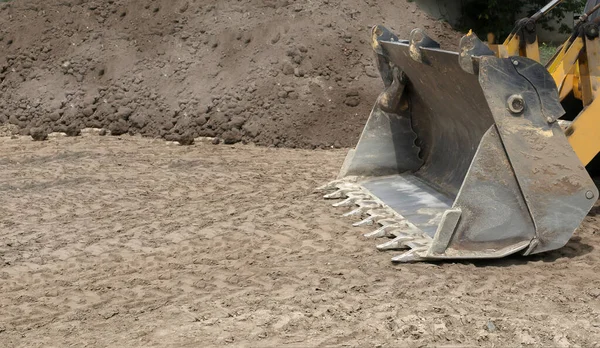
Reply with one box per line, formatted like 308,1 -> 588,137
318,0 -> 600,262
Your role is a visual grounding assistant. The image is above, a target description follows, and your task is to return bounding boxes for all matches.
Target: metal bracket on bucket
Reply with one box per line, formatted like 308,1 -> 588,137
459,31 -> 495,74
409,28 -> 441,65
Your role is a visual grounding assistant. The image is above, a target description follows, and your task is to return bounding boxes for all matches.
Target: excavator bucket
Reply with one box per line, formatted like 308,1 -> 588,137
318,26 -> 598,262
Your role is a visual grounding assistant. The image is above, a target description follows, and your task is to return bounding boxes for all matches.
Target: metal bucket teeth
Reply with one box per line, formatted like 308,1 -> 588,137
353,216 -> 376,227
343,207 -> 367,217
321,177 -> 434,262
316,181 -> 344,192
391,246 -> 430,263
376,236 -> 414,250
331,192 -> 370,207
377,218 -> 403,227
376,235 -> 432,250
324,189 -> 349,199
352,209 -> 392,227
323,183 -> 362,199
388,224 -> 424,238
316,177 -> 359,192
364,224 -> 399,238
354,200 -> 381,209
342,200 -> 379,213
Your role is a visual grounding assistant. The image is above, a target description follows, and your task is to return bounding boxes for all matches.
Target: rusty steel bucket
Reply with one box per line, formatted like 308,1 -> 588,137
318,26 -> 598,262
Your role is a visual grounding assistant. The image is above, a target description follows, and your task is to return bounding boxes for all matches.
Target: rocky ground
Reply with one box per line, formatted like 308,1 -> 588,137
0,0 -> 460,148
1,134 -> 600,347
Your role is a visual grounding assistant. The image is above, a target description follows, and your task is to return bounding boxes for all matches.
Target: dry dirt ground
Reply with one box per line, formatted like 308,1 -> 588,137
1,134 -> 600,347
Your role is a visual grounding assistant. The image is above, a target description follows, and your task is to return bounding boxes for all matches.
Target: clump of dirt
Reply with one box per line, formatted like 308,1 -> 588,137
0,0 -> 461,148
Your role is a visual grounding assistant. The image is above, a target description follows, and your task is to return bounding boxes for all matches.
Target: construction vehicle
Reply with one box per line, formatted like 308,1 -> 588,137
318,0 -> 600,262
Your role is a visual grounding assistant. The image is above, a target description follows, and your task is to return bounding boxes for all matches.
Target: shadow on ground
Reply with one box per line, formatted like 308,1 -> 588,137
466,236 -> 594,268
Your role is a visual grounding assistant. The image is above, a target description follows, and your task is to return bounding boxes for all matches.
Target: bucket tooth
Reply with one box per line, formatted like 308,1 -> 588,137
388,223 -> 424,238
324,183 -> 364,199
368,208 -> 392,217
332,198 -> 354,207
316,182 -> 338,192
356,200 -> 380,208
387,229 -> 421,239
391,247 -> 429,263
353,216 -> 376,227
376,236 -> 414,250
343,207 -> 365,217
316,177 -> 359,192
316,180 -> 346,192
335,182 -> 361,191
363,217 -> 417,238
332,196 -> 360,207
353,209 -> 392,227
377,218 -> 402,227
324,189 -> 349,199
364,224 -> 400,238
331,192 -> 369,207
405,239 -> 431,249
343,201 -> 381,218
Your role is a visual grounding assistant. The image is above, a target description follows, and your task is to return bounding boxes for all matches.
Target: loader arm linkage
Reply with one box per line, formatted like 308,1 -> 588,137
489,0 -> 566,62
489,0 -> 600,167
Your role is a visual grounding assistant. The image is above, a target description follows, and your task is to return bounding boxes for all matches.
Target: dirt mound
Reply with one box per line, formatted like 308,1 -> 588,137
0,0 -> 461,148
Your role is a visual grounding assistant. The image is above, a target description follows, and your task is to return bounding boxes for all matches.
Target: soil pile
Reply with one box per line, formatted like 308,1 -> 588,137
0,0 -> 461,148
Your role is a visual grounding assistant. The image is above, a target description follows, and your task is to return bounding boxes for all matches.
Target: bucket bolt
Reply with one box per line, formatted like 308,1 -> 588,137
586,190 -> 595,200
507,94 -> 525,115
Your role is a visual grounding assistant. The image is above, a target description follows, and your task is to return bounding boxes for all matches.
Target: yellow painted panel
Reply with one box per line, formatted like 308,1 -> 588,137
568,97 -> 600,166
